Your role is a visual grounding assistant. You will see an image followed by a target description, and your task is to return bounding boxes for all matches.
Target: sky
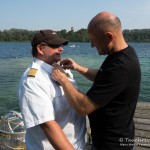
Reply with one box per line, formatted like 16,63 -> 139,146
0,0 -> 150,31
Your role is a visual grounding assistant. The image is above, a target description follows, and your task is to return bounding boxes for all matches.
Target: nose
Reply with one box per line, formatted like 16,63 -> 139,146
58,46 -> 63,52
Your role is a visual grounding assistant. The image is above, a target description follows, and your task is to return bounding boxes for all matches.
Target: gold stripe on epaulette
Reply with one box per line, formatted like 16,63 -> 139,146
27,68 -> 38,77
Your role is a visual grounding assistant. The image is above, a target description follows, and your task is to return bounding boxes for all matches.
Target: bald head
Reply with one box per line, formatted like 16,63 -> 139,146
88,11 -> 122,34
87,11 -> 127,54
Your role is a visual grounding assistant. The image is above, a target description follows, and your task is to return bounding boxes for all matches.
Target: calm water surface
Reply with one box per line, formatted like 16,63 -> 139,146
0,42 -> 149,115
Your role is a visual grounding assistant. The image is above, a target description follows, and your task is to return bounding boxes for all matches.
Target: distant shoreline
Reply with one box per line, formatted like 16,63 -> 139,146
0,28 -> 150,42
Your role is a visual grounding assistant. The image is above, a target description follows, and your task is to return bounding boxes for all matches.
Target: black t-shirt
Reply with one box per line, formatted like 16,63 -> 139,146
86,46 -> 141,150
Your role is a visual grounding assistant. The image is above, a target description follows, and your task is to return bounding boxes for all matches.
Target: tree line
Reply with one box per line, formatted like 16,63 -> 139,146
0,28 -> 150,42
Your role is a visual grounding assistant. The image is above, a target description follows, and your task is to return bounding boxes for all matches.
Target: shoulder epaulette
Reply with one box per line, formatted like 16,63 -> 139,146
27,68 -> 38,77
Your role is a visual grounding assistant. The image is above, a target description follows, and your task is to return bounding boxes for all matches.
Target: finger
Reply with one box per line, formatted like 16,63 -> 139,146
60,59 -> 71,66
62,65 -> 71,70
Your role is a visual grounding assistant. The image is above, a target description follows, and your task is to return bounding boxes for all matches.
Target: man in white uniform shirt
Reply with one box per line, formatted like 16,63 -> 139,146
18,29 -> 86,150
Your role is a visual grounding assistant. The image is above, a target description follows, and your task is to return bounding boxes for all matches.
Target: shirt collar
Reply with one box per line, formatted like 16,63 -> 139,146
34,58 -> 53,74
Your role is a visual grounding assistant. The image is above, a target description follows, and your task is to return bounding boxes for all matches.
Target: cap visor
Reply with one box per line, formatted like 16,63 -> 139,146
47,38 -> 68,46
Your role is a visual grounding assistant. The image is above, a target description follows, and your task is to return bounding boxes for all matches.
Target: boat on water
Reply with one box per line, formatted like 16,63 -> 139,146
69,44 -> 76,48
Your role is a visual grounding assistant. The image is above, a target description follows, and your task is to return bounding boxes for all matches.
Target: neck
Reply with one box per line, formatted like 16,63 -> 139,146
111,37 -> 128,53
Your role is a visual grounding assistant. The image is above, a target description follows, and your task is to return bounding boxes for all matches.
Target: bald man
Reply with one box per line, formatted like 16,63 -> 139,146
52,12 -> 141,150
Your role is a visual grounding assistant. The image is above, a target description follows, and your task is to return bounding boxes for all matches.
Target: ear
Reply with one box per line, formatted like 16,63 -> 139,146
37,45 -> 44,55
105,32 -> 113,43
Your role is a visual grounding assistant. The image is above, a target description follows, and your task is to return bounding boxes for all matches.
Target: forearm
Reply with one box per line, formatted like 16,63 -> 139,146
75,65 -> 98,82
40,120 -> 74,150
51,63 -> 99,115
60,77 -> 99,116
60,58 -> 98,81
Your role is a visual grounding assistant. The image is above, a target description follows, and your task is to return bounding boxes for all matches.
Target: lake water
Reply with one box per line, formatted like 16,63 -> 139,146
0,42 -> 150,115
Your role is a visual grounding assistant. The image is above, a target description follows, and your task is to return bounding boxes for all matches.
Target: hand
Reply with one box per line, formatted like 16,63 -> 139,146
52,63 -> 68,84
60,58 -> 79,70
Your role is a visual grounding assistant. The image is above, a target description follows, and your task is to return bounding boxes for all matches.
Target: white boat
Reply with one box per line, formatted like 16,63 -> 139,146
69,44 -> 76,48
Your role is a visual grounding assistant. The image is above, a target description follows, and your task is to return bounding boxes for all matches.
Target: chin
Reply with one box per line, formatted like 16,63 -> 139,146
58,58 -> 61,62
55,59 -> 61,63
98,51 -> 103,55
55,57 -> 61,61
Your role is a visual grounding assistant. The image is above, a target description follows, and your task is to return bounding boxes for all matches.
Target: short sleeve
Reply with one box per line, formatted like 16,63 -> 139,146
20,78 -> 54,129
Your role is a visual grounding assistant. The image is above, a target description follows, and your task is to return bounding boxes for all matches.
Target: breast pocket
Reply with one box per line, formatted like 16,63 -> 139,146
51,84 -> 70,113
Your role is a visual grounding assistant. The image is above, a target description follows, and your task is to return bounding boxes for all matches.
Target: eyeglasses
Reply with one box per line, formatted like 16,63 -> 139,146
47,44 -> 64,49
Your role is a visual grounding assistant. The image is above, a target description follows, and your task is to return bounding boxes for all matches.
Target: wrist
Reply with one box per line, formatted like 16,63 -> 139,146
76,65 -> 88,75
75,64 -> 82,72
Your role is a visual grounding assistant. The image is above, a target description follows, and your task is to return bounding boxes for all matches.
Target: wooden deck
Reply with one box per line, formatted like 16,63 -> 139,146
134,102 -> 150,150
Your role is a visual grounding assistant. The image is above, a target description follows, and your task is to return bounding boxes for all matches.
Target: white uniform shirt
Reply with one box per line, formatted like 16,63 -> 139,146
18,58 -> 86,150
